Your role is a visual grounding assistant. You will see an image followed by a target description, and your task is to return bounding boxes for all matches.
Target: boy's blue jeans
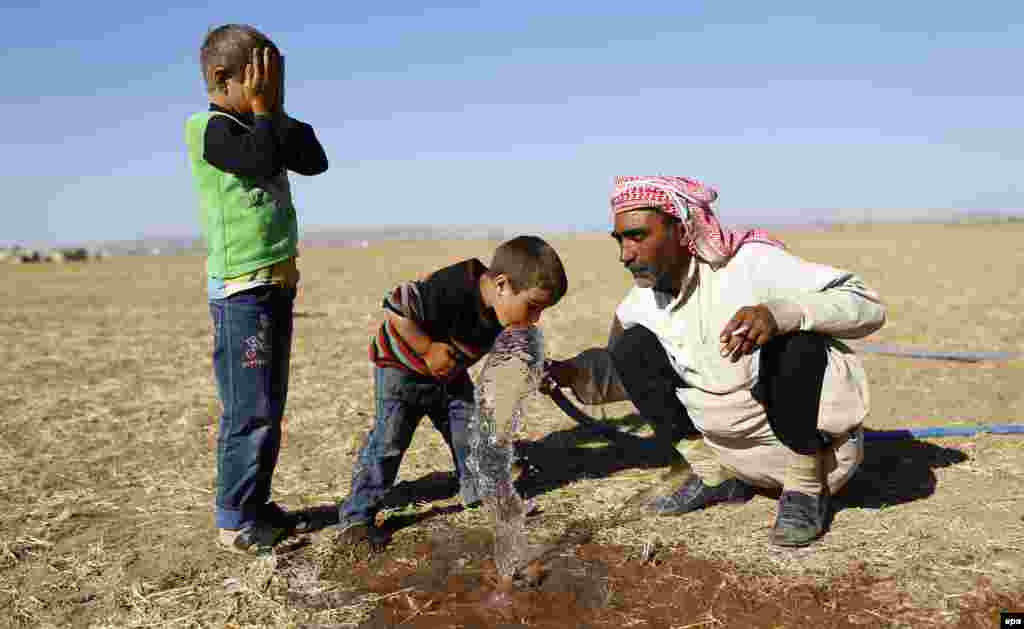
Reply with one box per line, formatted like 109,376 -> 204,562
209,284 -> 295,530
339,365 -> 478,526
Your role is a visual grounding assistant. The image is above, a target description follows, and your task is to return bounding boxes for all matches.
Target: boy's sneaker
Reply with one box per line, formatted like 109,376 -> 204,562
336,520 -> 387,552
648,476 -> 754,516
216,503 -> 311,556
218,521 -> 288,556
770,491 -> 830,547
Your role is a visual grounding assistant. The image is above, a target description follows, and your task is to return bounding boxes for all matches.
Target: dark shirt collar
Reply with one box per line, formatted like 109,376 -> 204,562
209,103 -> 255,126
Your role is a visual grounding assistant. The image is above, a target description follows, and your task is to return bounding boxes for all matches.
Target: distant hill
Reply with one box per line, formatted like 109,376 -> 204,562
79,224 -> 608,257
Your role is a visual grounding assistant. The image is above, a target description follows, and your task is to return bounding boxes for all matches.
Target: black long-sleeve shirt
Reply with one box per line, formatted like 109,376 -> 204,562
203,104 -> 328,180
372,259 -> 503,376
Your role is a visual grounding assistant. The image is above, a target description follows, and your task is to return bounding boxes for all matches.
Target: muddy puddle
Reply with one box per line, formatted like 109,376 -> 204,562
295,521 -> 1020,629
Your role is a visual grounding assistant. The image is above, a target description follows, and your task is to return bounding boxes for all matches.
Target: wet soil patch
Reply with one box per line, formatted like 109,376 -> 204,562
313,523 -> 1024,629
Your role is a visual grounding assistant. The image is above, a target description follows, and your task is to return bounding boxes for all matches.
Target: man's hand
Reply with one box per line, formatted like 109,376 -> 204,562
424,342 -> 457,380
243,47 -> 280,115
719,305 -> 779,363
540,358 -> 577,394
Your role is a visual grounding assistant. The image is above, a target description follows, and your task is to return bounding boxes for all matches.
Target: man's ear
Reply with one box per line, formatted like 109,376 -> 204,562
676,221 -> 690,247
493,273 -> 509,295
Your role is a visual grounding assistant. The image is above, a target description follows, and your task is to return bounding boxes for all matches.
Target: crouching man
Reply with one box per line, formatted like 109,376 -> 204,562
547,176 -> 886,547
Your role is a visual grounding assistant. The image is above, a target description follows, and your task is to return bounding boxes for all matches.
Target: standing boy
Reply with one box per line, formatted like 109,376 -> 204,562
338,236 -> 567,544
185,24 -> 328,554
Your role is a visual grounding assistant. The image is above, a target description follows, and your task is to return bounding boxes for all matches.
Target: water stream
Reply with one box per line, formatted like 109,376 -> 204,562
467,325 -> 546,581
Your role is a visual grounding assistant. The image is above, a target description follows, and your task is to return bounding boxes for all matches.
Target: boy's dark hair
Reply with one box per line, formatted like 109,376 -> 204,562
200,24 -> 278,93
490,236 -> 568,304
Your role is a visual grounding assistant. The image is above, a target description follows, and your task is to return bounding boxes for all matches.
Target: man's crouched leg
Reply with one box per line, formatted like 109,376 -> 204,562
757,332 -> 833,546
608,325 -> 699,460
771,490 -> 830,547
772,450 -> 831,547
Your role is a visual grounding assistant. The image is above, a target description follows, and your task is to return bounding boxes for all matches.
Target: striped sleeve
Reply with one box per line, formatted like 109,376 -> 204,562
382,281 -> 426,321
368,320 -> 432,377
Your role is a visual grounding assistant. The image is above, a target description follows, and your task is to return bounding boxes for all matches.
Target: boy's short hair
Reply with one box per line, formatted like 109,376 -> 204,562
490,236 -> 568,304
200,24 -> 278,93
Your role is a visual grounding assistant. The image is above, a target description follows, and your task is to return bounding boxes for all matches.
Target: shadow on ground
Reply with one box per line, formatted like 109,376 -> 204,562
834,432 -> 969,510
376,410 -> 683,510
515,415 -> 688,501
356,416 -> 970,542
291,504 -> 341,532
361,412 -> 688,542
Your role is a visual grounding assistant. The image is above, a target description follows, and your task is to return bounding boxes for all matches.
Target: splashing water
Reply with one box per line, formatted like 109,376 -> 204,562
467,326 -> 546,580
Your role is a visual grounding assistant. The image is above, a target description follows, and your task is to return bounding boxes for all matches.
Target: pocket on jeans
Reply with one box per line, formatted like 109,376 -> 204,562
209,303 -> 225,347
229,284 -> 276,305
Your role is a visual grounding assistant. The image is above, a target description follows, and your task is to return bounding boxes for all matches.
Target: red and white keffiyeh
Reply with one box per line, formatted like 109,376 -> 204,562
610,176 -> 784,267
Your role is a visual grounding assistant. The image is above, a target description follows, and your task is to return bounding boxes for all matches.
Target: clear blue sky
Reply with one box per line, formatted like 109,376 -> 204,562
4,2 -> 1023,245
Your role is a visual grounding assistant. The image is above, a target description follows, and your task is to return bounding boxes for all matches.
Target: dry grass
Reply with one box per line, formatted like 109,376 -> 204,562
0,222 -> 1022,627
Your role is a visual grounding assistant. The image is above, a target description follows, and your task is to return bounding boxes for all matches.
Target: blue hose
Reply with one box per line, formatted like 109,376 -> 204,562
549,388 -> 1024,443
855,343 -> 1023,362
852,343 -> 1024,439
864,424 -> 1024,441
549,342 -> 1024,442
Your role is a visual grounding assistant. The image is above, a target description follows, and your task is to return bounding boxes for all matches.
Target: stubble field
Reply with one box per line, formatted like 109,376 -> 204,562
1,222 -> 1022,628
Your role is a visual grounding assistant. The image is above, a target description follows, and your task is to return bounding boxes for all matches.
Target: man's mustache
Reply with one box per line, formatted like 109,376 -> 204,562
627,264 -> 656,277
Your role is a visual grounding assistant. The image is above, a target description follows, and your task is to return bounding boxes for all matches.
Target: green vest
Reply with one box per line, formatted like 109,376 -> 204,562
185,111 -> 298,279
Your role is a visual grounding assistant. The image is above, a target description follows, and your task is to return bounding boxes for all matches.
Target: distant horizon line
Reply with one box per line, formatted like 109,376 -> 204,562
9,208 -> 1024,249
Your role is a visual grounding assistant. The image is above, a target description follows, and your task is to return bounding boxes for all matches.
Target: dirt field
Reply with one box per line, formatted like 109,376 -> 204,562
1,222 -> 1022,628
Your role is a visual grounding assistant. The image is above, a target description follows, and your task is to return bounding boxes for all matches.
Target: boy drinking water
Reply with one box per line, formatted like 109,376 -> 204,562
185,24 -> 328,554
337,236 -> 567,544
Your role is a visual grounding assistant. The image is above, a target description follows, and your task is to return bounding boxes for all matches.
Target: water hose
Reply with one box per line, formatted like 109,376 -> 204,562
547,387 -> 634,443
547,388 -> 1024,444
547,341 -> 1023,442
863,424 -> 1024,441
853,342 -> 1023,363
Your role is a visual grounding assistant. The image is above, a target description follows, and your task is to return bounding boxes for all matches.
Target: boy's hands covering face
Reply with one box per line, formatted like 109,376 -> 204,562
242,47 -> 279,115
